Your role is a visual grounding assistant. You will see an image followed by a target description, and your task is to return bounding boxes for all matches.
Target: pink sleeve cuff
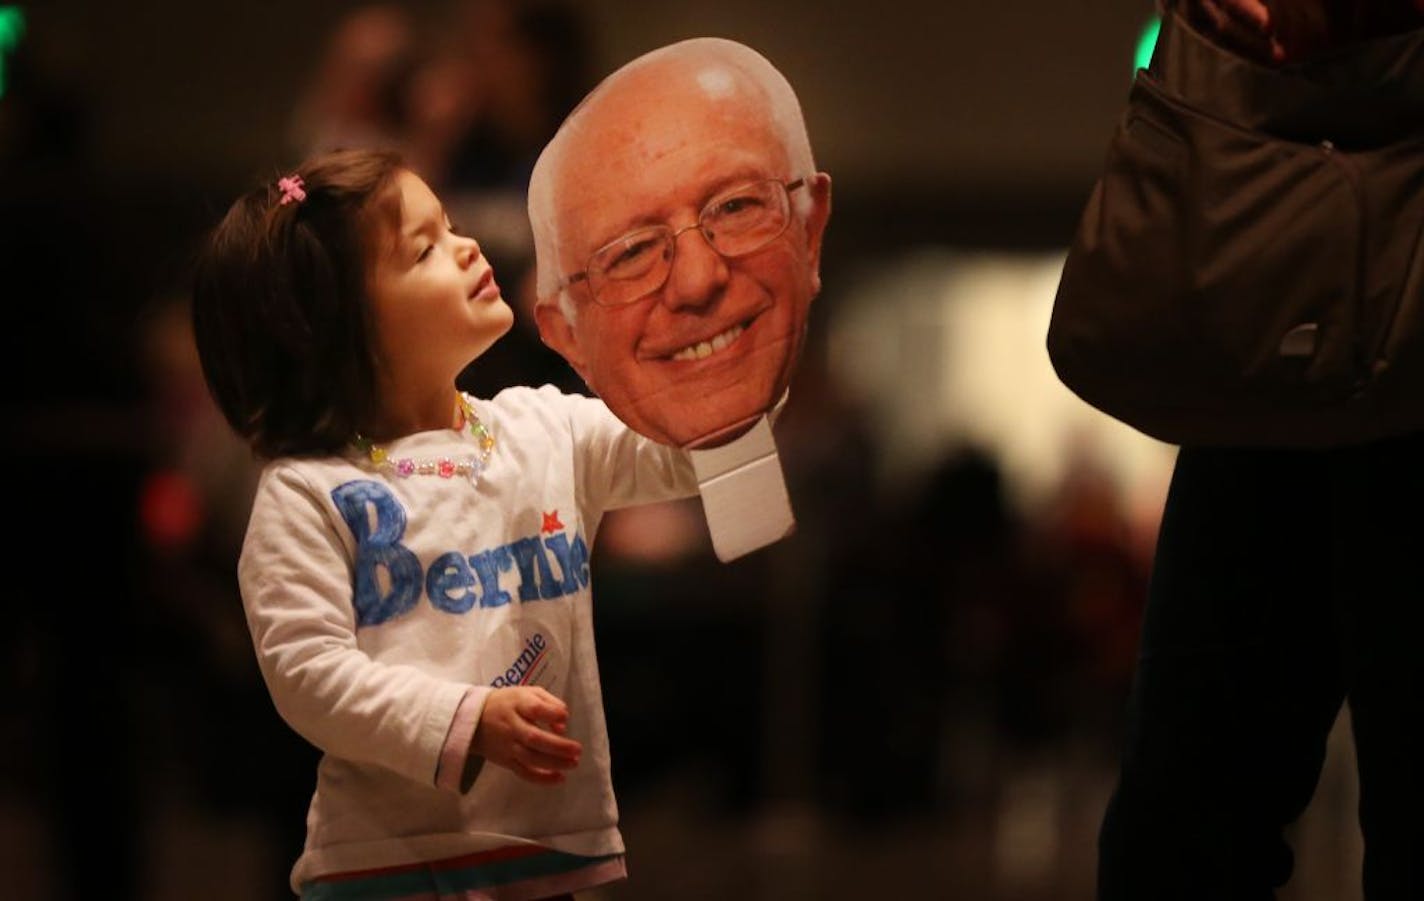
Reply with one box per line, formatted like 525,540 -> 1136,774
435,688 -> 489,792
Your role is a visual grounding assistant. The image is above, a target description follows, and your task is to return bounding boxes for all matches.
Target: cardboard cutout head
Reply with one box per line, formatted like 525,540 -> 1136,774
530,38 -> 831,448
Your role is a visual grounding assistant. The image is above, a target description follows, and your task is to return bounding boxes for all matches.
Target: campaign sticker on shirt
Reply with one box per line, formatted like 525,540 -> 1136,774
489,625 -> 565,696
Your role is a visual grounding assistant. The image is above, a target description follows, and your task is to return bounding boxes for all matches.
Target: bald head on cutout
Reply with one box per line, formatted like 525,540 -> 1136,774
529,38 -> 831,448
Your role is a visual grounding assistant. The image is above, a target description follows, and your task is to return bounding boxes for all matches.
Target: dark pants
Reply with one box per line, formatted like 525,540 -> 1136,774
1098,434 -> 1424,899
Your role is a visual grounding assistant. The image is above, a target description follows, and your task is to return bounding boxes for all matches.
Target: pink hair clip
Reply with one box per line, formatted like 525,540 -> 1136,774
277,174 -> 307,206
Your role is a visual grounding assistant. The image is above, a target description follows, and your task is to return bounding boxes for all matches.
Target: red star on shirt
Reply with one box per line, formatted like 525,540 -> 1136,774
541,510 -> 564,533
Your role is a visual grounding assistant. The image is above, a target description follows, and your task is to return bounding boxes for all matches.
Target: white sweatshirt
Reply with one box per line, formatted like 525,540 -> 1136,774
237,386 -> 698,891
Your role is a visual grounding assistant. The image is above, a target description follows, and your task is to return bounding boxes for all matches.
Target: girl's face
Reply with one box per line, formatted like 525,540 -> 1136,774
366,169 -> 513,402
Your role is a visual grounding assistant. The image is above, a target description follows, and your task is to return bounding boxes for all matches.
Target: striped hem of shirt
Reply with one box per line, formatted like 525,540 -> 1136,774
300,846 -> 626,901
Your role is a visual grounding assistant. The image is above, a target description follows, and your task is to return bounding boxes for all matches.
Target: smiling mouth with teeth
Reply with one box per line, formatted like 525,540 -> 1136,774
668,323 -> 747,362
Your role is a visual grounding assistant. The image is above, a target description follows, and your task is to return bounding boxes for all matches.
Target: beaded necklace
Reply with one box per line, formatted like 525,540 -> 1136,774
353,393 -> 495,486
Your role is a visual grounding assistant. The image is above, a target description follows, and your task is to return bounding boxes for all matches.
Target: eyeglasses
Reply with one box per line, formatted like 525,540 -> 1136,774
558,177 -> 807,308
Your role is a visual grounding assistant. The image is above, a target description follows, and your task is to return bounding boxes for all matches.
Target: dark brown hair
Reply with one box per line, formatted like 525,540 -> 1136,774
192,148 -> 405,458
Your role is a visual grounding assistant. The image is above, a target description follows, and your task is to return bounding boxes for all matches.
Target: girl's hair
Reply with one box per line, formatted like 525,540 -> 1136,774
192,148 -> 406,459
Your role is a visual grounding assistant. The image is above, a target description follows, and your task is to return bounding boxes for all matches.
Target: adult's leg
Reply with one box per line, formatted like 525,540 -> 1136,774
1334,432 -> 1424,899
1098,445 -> 1346,900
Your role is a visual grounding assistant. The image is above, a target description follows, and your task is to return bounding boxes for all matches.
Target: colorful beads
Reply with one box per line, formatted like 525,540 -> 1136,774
353,393 -> 495,487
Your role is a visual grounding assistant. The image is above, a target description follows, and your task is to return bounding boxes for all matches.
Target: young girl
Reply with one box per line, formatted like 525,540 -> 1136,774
191,148 -> 697,900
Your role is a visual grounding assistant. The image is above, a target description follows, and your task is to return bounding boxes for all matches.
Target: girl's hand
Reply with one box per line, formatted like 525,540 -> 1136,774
471,686 -> 583,785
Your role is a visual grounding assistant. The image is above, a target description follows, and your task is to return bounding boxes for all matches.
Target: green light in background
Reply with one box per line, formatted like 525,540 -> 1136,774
1135,15 -> 1161,72
0,6 -> 25,100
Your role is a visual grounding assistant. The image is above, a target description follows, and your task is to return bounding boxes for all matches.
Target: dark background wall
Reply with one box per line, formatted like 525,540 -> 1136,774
36,1 -> 1149,192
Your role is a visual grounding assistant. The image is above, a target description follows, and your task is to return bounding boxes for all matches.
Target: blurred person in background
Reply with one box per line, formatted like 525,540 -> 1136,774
285,3 -> 415,160
407,0 -> 591,247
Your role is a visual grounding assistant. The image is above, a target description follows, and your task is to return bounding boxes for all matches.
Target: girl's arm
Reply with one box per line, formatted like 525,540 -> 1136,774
238,465 -> 477,787
564,391 -> 700,514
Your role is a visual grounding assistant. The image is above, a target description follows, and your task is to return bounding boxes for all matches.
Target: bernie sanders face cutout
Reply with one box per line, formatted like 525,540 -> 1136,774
530,37 -> 831,449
